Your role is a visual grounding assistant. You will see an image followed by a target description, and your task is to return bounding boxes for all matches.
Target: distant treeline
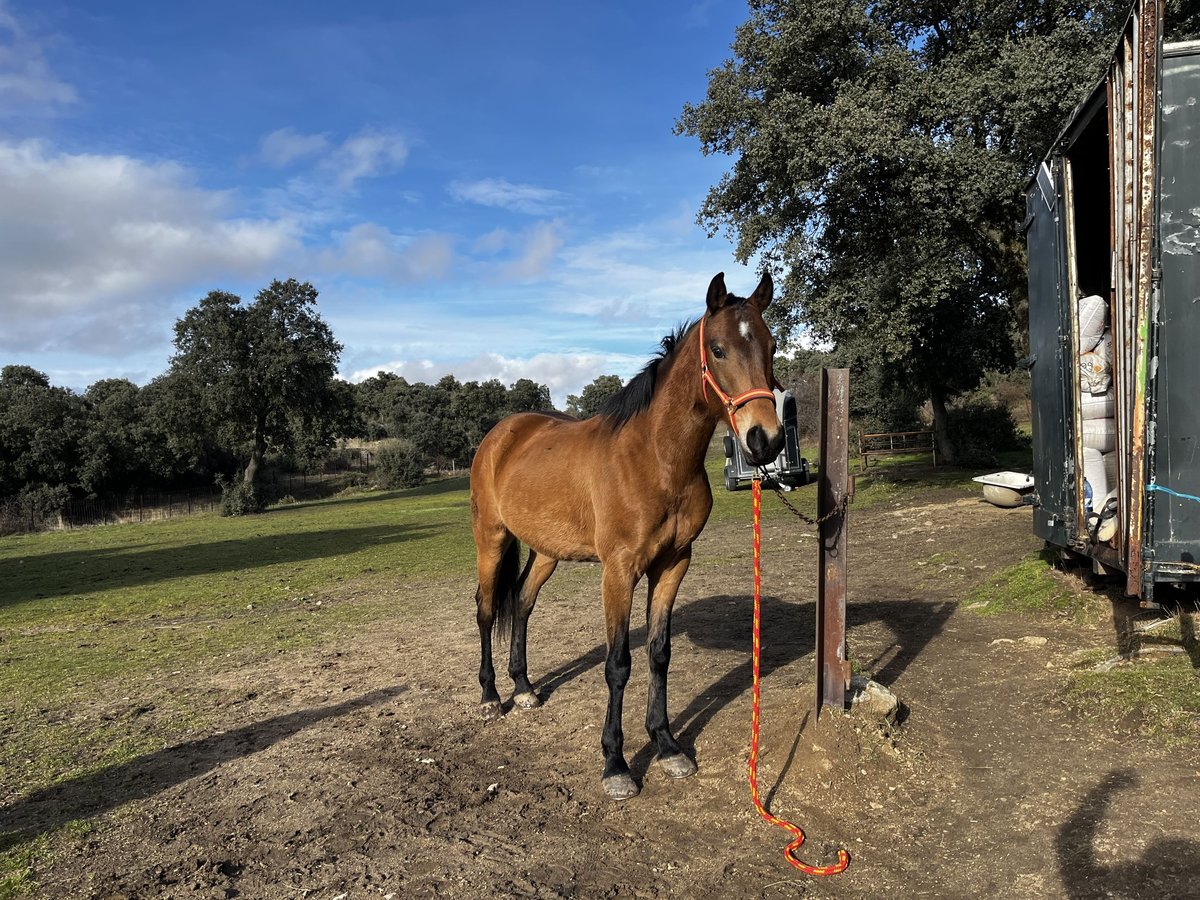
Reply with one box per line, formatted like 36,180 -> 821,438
2,278 -> 1032,524
0,278 -> 558,519
0,363 -> 556,517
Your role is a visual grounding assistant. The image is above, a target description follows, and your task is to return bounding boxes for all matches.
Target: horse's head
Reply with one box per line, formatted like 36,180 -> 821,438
701,272 -> 785,466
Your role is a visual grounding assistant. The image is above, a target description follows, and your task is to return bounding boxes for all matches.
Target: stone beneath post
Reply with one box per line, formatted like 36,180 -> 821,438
848,675 -> 900,725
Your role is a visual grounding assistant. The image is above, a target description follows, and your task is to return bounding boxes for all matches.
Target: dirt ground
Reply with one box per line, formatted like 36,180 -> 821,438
9,484 -> 1200,898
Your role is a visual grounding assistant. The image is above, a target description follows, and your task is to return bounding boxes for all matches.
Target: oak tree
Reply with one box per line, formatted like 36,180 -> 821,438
167,279 -> 346,487
678,0 -> 1131,460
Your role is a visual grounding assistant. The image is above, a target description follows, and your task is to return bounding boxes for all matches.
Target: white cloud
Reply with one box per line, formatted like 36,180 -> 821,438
0,139 -> 300,352
258,127 -> 408,190
347,350 -> 644,408
501,220 -> 564,281
465,220 -> 565,281
325,130 -> 408,189
260,127 -> 330,167
450,177 -> 566,214
318,223 -> 454,283
473,227 -> 511,255
0,3 -> 76,113
550,226 -> 738,323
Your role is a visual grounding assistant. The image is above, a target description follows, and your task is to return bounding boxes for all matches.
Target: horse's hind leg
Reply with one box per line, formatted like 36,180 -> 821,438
510,549 -> 558,710
475,531 -> 515,721
645,547 -> 696,779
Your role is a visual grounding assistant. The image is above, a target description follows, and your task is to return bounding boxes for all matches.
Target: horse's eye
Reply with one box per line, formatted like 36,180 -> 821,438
711,344 -> 725,359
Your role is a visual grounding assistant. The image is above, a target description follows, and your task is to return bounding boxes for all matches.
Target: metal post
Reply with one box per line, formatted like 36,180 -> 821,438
815,368 -> 851,717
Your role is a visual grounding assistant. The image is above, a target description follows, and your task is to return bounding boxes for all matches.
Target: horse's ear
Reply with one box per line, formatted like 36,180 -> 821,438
749,271 -> 773,310
706,272 -> 728,314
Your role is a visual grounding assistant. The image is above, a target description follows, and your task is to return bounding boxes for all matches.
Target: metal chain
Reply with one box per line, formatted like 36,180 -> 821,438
755,469 -> 849,527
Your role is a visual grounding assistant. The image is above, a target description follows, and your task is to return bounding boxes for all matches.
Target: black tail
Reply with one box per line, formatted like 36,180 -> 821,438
493,539 -> 523,643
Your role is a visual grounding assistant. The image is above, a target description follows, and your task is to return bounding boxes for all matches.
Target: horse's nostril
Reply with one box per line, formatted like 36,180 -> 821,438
747,426 -> 769,461
746,425 -> 783,464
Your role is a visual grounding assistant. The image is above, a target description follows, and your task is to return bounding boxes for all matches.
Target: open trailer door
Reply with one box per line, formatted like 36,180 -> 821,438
1025,159 -> 1073,549
1027,0 -> 1163,598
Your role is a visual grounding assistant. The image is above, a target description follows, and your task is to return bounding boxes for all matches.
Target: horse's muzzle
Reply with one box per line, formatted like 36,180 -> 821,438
744,425 -> 784,467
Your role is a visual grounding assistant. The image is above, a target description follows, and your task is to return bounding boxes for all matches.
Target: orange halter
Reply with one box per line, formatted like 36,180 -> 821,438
698,315 -> 779,436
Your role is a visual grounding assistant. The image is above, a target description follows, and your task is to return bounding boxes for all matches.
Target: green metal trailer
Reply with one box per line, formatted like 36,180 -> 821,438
1026,0 -> 1199,604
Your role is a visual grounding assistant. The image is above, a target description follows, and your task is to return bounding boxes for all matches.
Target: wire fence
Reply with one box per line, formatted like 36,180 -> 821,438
0,447 -> 477,537
63,491 -> 223,528
0,451 -> 386,536
1,489 -> 223,535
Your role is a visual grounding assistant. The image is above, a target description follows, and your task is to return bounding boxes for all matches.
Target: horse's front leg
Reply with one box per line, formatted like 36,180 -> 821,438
645,546 -> 697,779
600,561 -> 638,800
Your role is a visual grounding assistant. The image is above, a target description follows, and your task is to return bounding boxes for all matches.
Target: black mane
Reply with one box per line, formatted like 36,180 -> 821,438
597,320 -> 696,429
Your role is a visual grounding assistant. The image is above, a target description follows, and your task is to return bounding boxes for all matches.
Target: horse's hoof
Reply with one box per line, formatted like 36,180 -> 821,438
513,691 -> 542,710
480,701 -> 502,721
657,754 -> 698,779
602,773 -> 640,801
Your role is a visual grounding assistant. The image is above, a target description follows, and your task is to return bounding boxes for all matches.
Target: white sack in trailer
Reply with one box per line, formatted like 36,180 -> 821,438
1080,351 -> 1112,394
1078,294 -> 1107,352
1082,417 -> 1116,453
1081,388 -> 1115,420
1103,450 -> 1119,503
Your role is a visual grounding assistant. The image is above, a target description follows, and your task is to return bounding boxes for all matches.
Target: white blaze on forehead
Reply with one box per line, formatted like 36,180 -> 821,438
739,319 -> 752,341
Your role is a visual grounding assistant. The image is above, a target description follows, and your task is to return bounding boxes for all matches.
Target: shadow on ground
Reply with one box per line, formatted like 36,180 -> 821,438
0,687 -> 405,851
273,475 -> 469,513
3,524 -> 443,609
533,592 -> 953,781
1056,768 -> 1200,900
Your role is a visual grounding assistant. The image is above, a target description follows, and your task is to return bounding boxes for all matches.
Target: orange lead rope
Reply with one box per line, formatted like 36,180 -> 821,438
750,479 -> 851,876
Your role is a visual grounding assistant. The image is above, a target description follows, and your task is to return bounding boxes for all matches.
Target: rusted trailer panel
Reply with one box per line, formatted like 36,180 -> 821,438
1026,1 -> 1200,603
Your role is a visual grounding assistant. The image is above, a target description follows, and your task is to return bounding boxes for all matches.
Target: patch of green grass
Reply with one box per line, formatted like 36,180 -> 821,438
1066,652 -> 1200,747
0,833 -> 46,900
968,549 -> 1200,748
2,477 -> 474,624
0,478 -> 475,704
859,449 -> 938,469
965,549 -> 1099,621
859,447 -> 1032,493
914,550 -> 962,569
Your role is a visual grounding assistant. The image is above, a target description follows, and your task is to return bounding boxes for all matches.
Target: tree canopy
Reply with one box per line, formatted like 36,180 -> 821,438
351,372 -> 556,469
566,375 -> 624,419
0,365 -> 85,500
167,278 -> 348,485
678,0 -> 1137,459
0,284 -> 558,521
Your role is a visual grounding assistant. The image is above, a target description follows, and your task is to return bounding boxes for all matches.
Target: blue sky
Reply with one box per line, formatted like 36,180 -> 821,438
0,0 -> 762,406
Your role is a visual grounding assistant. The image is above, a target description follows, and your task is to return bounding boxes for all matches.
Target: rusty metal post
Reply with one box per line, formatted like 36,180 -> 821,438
815,368 -> 851,717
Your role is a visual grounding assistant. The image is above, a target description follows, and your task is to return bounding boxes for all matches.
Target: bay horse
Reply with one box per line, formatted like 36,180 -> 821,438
470,272 -> 784,800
